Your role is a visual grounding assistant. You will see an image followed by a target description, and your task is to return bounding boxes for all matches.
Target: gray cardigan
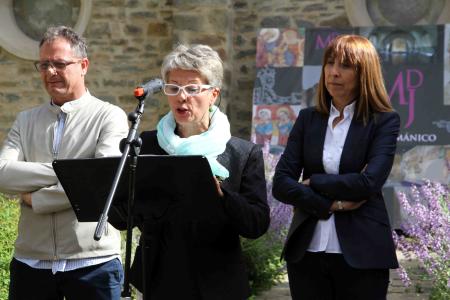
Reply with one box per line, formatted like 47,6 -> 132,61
0,91 -> 128,259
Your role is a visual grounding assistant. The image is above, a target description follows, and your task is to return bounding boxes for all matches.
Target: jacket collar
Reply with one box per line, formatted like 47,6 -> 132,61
47,90 -> 90,115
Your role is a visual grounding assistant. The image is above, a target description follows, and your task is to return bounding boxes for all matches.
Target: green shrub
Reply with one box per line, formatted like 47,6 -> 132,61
0,194 -> 19,299
242,234 -> 285,296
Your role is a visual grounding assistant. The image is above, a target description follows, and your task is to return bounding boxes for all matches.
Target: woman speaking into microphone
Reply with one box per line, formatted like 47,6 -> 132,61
124,44 -> 270,300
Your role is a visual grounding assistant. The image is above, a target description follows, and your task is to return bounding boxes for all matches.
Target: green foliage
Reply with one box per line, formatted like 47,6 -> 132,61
120,228 -> 141,298
429,274 -> 450,300
242,233 -> 285,296
0,194 -> 20,299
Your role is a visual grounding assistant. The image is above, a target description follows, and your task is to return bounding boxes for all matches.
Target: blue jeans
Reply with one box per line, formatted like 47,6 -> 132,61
9,258 -> 124,300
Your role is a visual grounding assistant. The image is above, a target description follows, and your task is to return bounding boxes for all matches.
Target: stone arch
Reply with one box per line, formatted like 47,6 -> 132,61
0,0 -> 92,60
345,0 -> 450,26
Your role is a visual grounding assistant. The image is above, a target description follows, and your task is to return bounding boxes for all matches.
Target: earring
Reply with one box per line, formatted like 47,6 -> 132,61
209,106 -> 213,112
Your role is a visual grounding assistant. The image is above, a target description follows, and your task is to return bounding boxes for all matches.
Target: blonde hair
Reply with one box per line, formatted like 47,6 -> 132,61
316,34 -> 393,123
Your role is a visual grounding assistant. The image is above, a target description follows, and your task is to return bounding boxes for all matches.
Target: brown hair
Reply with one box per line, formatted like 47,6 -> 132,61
316,34 -> 393,123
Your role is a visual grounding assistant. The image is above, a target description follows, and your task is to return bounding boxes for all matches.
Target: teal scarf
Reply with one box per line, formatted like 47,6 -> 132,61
156,106 -> 231,179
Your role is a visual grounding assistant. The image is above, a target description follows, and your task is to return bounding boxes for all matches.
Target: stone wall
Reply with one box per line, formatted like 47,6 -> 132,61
0,0 -> 349,144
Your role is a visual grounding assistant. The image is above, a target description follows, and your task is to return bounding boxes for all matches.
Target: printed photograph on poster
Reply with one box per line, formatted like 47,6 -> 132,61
444,24 -> 450,105
360,26 -> 438,66
302,65 -> 322,108
251,104 -> 300,153
256,28 -> 305,68
399,146 -> 450,184
252,67 -> 303,105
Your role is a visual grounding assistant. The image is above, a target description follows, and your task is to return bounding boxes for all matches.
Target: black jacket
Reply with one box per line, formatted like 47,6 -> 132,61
273,107 -> 400,269
126,131 -> 270,300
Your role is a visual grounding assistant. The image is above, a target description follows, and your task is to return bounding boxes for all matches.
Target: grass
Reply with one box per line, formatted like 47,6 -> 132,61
0,194 -> 19,299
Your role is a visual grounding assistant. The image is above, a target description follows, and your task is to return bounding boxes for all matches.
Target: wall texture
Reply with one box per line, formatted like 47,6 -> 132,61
0,0 -> 448,143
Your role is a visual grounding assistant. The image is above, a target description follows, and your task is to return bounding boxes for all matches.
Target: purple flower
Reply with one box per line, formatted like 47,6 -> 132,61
393,181 -> 449,296
262,144 -> 292,243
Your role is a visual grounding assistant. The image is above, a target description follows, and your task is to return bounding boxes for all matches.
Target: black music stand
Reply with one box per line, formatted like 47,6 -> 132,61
53,155 -> 221,221
52,154 -> 222,299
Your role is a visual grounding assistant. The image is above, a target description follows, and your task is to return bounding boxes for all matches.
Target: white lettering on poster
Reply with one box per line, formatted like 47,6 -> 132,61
397,133 -> 437,142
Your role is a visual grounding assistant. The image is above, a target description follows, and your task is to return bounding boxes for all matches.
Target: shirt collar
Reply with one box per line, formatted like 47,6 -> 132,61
48,90 -> 90,114
329,100 -> 356,121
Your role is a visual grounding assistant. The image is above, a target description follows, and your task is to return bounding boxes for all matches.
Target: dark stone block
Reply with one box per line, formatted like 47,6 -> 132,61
173,0 -> 228,4
303,3 -> 326,12
147,22 -> 169,37
6,94 -> 20,102
235,50 -> 256,60
234,1 -> 247,9
126,25 -> 143,35
261,16 -> 290,28
173,15 -> 204,31
294,19 -> 314,28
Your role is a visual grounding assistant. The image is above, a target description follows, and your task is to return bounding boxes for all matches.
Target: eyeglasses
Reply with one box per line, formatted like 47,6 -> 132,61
34,60 -> 82,72
163,83 -> 213,96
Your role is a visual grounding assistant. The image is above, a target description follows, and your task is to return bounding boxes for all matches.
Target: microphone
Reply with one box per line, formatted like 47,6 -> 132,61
134,78 -> 163,99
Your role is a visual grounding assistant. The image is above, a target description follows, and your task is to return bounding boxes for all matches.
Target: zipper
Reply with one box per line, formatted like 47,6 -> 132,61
51,111 -> 66,257
52,112 -> 66,160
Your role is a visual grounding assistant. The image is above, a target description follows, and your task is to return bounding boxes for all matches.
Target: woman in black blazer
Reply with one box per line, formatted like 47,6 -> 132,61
273,35 -> 400,300
117,44 -> 270,300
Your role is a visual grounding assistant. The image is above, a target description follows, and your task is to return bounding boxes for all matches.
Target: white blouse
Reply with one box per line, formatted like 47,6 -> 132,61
307,101 -> 355,253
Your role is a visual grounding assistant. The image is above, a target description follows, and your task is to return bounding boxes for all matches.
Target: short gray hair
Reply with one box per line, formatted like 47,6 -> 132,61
40,26 -> 87,58
161,44 -> 223,88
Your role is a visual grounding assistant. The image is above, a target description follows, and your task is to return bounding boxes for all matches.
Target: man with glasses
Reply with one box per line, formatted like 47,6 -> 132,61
0,26 -> 128,299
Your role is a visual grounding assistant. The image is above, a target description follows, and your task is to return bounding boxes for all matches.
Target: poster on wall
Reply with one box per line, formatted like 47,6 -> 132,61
252,25 -> 450,228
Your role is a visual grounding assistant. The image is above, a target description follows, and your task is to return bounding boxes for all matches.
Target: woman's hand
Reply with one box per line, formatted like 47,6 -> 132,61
330,200 -> 366,212
213,176 -> 224,198
304,176 -> 366,212
303,178 -> 365,212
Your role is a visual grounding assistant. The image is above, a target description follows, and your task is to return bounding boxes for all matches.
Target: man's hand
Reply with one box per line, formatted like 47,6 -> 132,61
21,193 -> 32,207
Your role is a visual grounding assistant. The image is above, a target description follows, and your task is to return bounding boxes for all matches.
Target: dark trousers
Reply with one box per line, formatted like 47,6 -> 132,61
287,252 -> 389,300
9,257 -> 123,300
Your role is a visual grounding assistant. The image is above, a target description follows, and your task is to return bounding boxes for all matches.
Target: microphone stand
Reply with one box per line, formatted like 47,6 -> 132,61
94,93 -> 147,299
